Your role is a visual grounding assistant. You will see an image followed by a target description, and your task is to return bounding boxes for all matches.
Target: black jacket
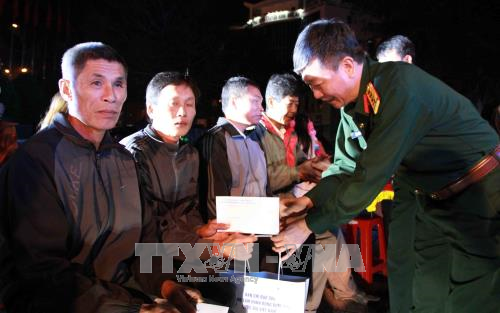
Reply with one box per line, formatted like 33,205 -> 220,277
0,113 -> 144,312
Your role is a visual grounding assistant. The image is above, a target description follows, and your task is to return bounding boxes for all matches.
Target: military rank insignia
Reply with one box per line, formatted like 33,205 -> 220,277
364,82 -> 380,114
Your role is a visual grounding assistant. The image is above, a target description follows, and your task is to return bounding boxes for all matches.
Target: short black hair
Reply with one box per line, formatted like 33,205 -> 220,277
293,18 -> 365,74
220,76 -> 260,113
376,35 -> 415,61
146,71 -> 200,106
61,42 -> 127,81
265,73 -> 300,106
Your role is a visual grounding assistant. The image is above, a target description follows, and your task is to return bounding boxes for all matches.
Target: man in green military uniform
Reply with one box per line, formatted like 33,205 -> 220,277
271,19 -> 499,313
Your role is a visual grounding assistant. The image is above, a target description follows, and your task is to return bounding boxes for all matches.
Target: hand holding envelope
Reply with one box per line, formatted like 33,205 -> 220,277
271,218 -> 312,261
216,196 -> 280,235
197,219 -> 257,261
196,219 -> 231,240
218,232 -> 256,261
271,196 -> 315,261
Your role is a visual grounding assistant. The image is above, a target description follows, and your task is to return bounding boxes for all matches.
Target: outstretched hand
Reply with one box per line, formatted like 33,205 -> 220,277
196,219 -> 230,240
311,154 -> 331,172
297,155 -> 331,183
220,232 -> 257,261
158,280 -> 202,313
280,196 -> 313,218
271,218 -> 312,261
198,220 -> 257,260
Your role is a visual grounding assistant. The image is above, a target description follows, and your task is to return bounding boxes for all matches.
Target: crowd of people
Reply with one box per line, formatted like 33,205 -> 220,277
0,18 -> 498,313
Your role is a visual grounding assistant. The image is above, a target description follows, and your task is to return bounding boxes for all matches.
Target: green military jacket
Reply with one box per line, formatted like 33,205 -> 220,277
306,57 -> 499,233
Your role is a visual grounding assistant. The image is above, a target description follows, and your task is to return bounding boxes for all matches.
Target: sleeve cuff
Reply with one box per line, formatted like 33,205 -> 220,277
304,174 -> 347,234
305,175 -> 341,208
305,210 -> 331,234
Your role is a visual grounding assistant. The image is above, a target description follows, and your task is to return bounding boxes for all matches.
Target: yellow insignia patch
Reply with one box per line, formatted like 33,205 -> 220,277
365,82 -> 380,114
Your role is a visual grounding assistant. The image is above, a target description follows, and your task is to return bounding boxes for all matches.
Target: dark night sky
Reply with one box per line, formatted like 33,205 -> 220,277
72,0 -> 249,100
73,0 -> 500,88
1,0 -> 499,128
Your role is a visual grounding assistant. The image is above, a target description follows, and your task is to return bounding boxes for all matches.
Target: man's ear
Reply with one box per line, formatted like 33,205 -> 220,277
266,96 -> 275,110
340,56 -> 356,77
229,96 -> 239,111
403,55 -> 413,64
146,102 -> 155,119
59,79 -> 72,102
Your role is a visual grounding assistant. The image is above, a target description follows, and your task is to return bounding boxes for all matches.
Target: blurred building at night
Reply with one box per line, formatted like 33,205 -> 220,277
227,0 -> 381,146
0,0 -> 382,143
3,1 -> 493,143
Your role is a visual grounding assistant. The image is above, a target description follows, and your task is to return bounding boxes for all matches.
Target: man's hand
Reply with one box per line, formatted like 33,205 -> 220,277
271,218 -> 312,261
219,232 -> 257,260
297,155 -> 331,183
199,220 -> 257,260
159,280 -> 202,313
311,155 -> 331,172
196,220 -> 230,240
280,196 -> 313,218
297,159 -> 322,183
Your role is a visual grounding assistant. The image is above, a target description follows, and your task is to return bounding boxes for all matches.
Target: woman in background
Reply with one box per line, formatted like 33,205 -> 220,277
38,92 -> 67,131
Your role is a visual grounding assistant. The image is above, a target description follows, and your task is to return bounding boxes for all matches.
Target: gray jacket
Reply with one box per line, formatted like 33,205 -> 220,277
198,117 -> 269,219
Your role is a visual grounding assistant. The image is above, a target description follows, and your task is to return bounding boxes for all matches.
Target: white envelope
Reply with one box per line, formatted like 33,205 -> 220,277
196,302 -> 229,313
216,196 -> 279,235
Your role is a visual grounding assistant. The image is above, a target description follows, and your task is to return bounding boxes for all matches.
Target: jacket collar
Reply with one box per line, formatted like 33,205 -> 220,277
260,113 -> 285,139
216,117 -> 245,138
53,113 -> 120,151
215,116 -> 265,140
345,56 -> 377,118
144,124 -> 184,152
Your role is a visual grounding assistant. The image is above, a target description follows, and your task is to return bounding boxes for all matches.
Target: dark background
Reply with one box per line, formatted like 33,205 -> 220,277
1,0 -> 499,139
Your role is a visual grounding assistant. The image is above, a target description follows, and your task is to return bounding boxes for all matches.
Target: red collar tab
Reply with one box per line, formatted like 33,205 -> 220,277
364,82 -> 380,114
363,94 -> 370,114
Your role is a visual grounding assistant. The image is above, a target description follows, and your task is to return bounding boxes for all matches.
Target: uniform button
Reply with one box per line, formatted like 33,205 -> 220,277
358,123 -> 365,129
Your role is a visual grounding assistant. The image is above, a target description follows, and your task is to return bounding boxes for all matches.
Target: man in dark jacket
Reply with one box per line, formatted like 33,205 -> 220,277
121,72 -> 209,250
0,42 -> 191,313
120,72 -> 256,303
273,19 -> 499,313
